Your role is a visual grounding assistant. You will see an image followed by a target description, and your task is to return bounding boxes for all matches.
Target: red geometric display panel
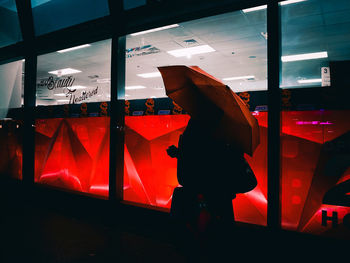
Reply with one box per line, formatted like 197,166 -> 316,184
124,110 -> 350,237
124,114 -> 268,226
35,117 -> 110,198
281,110 -> 350,239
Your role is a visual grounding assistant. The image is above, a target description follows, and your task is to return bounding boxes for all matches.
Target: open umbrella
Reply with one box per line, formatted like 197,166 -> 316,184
158,65 -> 260,156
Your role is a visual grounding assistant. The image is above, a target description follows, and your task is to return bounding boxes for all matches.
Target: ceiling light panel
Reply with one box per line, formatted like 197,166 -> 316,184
298,78 -> 322,84
137,72 -> 162,78
69,85 -> 86,90
167,45 -> 215,57
281,51 -> 328,62
125,86 -> 147,90
57,44 -> 91,53
242,1 -> 306,12
131,24 -> 179,36
242,5 -> 267,13
48,68 -> 82,76
280,0 -> 307,6
223,75 -> 255,81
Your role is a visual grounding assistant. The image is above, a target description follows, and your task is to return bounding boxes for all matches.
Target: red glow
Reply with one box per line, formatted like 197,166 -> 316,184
35,117 -> 110,197
124,113 -> 268,226
281,110 -> 350,238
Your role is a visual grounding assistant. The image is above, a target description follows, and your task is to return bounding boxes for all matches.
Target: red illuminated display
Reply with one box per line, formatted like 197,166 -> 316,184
32,111 -> 349,237
35,117 -> 110,198
124,114 -> 268,226
124,110 -> 350,236
281,110 -> 350,238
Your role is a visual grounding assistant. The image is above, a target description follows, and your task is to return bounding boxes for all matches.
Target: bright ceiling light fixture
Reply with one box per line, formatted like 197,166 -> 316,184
167,45 -> 215,57
280,0 -> 307,6
243,1 -> 306,12
96,78 -> 111,84
282,51 -> 328,62
298,78 -> 322,84
137,72 -> 162,78
131,24 -> 179,36
48,68 -> 82,76
223,75 -> 255,81
57,44 -> 91,53
242,5 -> 267,13
125,85 -> 147,90
69,85 -> 87,90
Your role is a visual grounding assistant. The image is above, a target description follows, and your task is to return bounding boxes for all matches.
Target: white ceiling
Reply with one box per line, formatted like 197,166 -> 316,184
35,0 -> 350,103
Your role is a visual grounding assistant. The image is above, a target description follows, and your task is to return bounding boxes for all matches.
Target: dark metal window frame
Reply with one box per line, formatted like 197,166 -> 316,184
0,0 -> 285,229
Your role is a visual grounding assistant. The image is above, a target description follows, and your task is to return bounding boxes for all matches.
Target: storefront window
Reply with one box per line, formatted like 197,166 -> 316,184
124,9 -> 268,226
0,59 -> 24,180
280,0 -> 350,239
0,0 -> 22,48
35,117 -> 110,198
31,0 -> 110,36
281,0 -> 350,88
36,39 -> 111,106
0,60 -> 24,118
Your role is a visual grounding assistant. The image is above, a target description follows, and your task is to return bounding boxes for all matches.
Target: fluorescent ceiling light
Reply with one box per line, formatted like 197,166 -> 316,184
96,78 -> 110,84
243,1 -> 306,12
167,45 -> 215,57
131,24 -> 179,36
137,72 -> 162,78
298,78 -> 322,84
242,5 -> 267,13
223,75 -> 255,81
281,51 -> 328,62
57,44 -> 91,53
48,68 -> 81,76
69,85 -> 86,90
280,0 -> 307,6
125,85 -> 147,90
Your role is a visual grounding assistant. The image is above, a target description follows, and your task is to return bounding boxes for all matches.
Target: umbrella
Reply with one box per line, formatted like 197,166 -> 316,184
158,65 -> 260,156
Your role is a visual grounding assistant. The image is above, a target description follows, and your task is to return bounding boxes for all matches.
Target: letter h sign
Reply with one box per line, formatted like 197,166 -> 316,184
322,210 -> 338,228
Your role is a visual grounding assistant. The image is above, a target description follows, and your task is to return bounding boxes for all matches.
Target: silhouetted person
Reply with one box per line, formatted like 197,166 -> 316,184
168,116 -> 256,261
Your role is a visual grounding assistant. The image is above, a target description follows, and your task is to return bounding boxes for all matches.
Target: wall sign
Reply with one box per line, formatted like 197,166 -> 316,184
322,67 -> 331,87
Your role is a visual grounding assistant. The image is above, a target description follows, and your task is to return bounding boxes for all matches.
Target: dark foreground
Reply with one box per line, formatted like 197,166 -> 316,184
1,183 -> 348,262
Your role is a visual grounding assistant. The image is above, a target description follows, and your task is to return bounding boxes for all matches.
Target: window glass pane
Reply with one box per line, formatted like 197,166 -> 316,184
31,0 -> 110,36
0,59 -> 24,181
281,0 -> 350,88
0,119 -> 23,180
123,0 -> 146,10
35,117 -> 110,198
280,0 -> 350,239
0,60 -> 24,118
36,39 -> 111,106
0,0 -> 22,48
126,10 -> 267,100
124,9 -> 268,226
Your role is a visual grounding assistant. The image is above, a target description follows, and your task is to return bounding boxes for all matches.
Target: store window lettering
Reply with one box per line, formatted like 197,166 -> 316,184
322,211 -> 350,229
67,86 -> 99,104
37,75 -> 100,104
38,76 -> 75,90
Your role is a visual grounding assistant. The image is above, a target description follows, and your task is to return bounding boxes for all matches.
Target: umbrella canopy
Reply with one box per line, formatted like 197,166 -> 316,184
158,65 -> 260,156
